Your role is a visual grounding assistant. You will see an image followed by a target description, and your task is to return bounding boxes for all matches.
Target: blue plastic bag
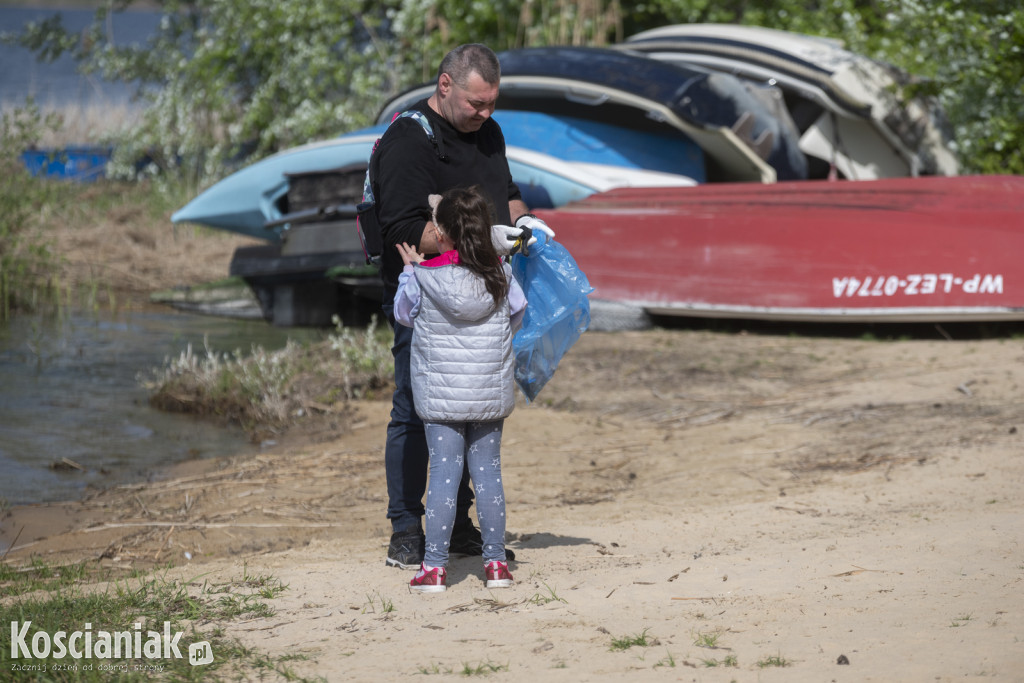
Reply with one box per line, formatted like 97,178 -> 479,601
511,231 -> 593,402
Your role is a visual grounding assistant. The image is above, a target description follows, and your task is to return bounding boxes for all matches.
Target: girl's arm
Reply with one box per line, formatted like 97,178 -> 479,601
393,265 -> 423,327
508,277 -> 527,333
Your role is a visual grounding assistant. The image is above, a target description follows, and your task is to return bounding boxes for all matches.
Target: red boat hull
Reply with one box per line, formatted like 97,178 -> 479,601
535,175 -> 1024,322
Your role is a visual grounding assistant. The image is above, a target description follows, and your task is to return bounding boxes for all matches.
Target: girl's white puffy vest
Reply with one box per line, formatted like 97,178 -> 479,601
410,263 -> 515,422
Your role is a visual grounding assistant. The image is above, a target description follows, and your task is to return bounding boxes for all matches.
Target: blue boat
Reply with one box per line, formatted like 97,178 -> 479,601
170,129 -> 383,239
495,110 -> 705,184
21,146 -> 113,182
170,119 -> 696,326
171,116 -> 698,241
380,46 -> 781,183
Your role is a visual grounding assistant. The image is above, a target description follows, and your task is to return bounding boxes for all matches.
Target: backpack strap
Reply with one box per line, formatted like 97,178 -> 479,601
362,109 -> 445,206
357,110 -> 446,265
397,110 -> 446,161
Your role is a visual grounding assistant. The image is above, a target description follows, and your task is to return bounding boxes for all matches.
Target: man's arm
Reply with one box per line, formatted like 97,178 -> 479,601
417,220 -> 442,254
376,121 -> 441,256
509,199 -> 529,223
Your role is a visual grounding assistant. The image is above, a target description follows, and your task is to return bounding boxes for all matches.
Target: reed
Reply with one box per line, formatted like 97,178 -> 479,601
0,97 -> 213,320
515,0 -> 623,47
1,101 -> 66,318
142,316 -> 394,440
0,99 -> 144,148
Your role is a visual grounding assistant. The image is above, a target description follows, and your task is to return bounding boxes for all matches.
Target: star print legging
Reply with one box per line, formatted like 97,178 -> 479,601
423,420 -> 507,567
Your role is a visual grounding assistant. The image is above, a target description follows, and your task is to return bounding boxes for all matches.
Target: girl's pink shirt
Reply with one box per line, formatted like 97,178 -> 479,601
421,249 -> 460,267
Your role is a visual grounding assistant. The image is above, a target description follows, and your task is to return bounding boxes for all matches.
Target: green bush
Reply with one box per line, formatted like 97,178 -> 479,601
0,101 -> 65,319
143,316 -> 394,437
6,1 -> 1021,181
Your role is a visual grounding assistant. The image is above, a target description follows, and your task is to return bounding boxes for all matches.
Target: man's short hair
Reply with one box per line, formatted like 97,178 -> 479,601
437,44 -> 501,88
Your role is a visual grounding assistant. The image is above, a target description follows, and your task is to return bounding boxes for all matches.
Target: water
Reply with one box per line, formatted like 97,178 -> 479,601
0,7 -> 161,107
0,307 -> 323,506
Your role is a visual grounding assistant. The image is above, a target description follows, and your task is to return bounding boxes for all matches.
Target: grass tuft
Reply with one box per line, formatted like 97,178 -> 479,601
141,315 -> 393,439
0,559 -> 316,681
609,628 -> 654,651
460,660 -> 509,676
756,653 -> 790,668
527,582 -> 567,606
362,591 -> 395,615
693,630 -> 721,648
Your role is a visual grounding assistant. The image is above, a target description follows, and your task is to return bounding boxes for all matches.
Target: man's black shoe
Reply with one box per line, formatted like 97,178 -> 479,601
450,519 -> 515,561
385,524 -> 424,569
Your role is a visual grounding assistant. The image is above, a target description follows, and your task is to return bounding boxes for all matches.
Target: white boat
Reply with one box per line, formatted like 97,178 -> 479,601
171,121 -> 696,242
170,123 -> 694,326
379,45 -> 789,183
622,24 -> 959,180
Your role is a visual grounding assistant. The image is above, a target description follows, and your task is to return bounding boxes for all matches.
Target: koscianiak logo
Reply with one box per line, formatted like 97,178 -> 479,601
8,621 -> 213,674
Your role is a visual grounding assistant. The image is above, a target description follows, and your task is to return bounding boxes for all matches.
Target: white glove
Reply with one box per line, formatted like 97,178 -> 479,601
515,213 -> 555,238
490,224 -> 536,255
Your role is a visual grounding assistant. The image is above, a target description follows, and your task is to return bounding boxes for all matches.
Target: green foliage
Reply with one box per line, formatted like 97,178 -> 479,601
5,0 -> 1021,179
870,0 -> 1024,175
756,653 -> 791,667
526,582 -> 567,605
0,564 -> 307,681
0,101 -> 65,319
142,315 -> 393,435
361,591 -> 395,614
459,659 -> 509,675
609,627 -> 654,651
145,337 -> 304,431
0,559 -> 93,598
620,0 -> 1024,175
7,0 -> 416,186
329,314 -> 395,394
618,0 -> 871,37
396,0 -> 623,63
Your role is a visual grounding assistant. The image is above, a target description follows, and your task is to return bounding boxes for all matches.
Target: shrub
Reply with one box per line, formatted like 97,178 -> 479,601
0,101 -> 65,318
142,316 -> 394,437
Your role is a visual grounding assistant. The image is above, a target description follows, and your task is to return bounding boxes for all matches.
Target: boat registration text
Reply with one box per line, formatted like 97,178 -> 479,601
832,274 -> 1004,298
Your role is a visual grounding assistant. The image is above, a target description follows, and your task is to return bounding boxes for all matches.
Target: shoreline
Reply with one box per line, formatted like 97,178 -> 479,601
0,299 -> 294,513
0,396 -> 369,565
2,328 -> 1023,679
0,439 -> 239,560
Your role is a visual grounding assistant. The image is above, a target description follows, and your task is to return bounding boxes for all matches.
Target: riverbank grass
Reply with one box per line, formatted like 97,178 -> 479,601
143,315 -> 394,439
1,559 -> 321,681
1,99 -> 215,320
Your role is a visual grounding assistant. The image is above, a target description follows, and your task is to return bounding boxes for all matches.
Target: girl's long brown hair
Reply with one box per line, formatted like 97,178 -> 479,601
434,186 -> 509,307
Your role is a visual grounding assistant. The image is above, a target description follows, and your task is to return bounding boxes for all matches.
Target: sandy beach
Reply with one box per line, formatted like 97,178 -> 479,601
5,323 -> 1023,681
2,211 -> 1023,681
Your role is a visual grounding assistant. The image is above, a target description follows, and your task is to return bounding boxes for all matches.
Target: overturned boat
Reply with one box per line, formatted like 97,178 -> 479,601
381,45 -> 803,183
171,122 -> 695,325
621,24 -> 958,181
538,175 -> 1023,323
169,28 -> 992,327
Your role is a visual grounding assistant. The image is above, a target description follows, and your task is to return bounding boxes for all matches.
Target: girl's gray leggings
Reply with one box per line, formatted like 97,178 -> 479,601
423,420 -> 507,567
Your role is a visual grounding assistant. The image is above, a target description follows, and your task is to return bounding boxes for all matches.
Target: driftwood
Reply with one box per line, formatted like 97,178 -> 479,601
81,521 -> 341,532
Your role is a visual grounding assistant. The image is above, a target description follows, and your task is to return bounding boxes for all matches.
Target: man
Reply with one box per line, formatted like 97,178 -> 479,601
368,43 -> 551,568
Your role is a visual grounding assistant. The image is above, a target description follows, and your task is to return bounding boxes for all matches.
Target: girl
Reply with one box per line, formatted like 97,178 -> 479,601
393,185 -> 527,593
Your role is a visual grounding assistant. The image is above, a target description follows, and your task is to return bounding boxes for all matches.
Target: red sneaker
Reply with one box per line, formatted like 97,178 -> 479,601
410,564 -> 446,593
484,561 -> 514,588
